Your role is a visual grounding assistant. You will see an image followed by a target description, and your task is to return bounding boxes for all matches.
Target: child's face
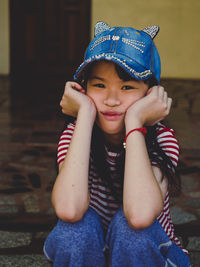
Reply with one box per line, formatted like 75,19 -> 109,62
86,61 -> 148,138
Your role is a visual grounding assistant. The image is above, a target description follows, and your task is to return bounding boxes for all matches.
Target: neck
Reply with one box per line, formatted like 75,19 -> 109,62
103,131 -> 125,152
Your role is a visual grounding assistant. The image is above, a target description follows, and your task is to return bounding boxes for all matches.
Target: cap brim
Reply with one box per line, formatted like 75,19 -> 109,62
73,53 -> 152,82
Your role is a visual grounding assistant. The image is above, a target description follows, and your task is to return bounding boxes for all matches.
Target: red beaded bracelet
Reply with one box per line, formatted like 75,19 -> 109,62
123,127 -> 147,149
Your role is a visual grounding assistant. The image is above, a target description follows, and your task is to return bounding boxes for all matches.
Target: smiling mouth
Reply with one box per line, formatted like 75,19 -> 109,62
101,111 -> 123,120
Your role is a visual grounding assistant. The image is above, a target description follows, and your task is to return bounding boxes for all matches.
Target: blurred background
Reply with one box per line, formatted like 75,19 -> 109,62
0,0 -> 199,266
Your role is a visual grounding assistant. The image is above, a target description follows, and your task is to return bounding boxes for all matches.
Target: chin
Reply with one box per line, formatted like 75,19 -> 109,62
98,122 -> 124,136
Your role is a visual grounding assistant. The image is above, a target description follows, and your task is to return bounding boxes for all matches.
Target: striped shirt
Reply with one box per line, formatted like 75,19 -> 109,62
57,122 -> 187,254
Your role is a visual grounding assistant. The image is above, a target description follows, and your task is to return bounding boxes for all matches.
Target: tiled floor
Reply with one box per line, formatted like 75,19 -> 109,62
0,76 -> 200,266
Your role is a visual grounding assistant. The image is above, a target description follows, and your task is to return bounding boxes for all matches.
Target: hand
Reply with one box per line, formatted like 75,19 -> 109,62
60,81 -> 96,119
125,86 -> 172,127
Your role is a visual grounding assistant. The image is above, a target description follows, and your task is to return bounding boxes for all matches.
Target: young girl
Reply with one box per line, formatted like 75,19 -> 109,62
44,22 -> 191,266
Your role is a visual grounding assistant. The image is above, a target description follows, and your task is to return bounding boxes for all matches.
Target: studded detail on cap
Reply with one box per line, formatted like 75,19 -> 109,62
94,22 -> 111,37
75,53 -> 152,80
90,35 -> 111,51
122,38 -> 145,54
74,23 -> 161,83
142,26 -> 159,40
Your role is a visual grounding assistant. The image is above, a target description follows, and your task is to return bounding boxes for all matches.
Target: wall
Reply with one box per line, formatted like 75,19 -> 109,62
0,0 -> 10,75
0,0 -> 200,78
92,0 -> 200,79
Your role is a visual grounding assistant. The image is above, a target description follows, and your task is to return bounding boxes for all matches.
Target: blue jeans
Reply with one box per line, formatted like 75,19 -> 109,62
43,207 -> 190,267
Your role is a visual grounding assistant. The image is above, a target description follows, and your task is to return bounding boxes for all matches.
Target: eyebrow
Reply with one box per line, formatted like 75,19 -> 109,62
89,76 -> 105,81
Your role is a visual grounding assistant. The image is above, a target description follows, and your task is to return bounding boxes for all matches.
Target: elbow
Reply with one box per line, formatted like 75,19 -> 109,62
124,206 -> 163,230
52,194 -> 89,223
54,206 -> 87,222
124,198 -> 164,230
127,214 -> 155,230
53,201 -> 89,223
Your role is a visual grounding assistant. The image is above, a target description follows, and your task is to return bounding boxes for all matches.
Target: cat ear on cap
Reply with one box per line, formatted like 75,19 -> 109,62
142,26 -> 160,40
94,21 -> 111,37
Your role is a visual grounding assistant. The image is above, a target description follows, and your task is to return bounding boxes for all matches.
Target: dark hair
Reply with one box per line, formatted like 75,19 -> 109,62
78,60 -> 158,90
64,60 -> 181,203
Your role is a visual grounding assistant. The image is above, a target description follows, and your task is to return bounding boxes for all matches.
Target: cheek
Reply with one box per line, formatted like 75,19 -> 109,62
86,90 -> 95,100
86,91 -> 100,106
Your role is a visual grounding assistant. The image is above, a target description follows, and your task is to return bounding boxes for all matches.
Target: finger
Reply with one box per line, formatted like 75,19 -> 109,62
150,85 -> 165,98
72,82 -> 86,94
163,91 -> 168,105
150,86 -> 158,94
158,86 -> 164,99
65,81 -> 82,91
167,98 -> 172,114
71,82 -> 82,90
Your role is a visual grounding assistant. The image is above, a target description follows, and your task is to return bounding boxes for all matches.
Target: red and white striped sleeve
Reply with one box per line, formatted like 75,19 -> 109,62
156,123 -> 180,167
57,122 -> 75,165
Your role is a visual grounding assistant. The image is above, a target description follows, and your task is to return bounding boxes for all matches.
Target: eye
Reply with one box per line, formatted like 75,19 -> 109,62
93,83 -> 105,88
122,85 -> 135,90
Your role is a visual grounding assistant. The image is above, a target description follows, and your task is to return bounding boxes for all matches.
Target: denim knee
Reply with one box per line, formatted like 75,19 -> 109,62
106,208 -> 163,253
44,207 -> 106,266
104,208 -> 190,267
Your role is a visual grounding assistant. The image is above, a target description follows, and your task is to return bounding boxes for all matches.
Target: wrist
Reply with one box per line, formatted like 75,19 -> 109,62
78,103 -> 96,123
125,111 -> 144,131
123,127 -> 147,149
125,118 -> 143,133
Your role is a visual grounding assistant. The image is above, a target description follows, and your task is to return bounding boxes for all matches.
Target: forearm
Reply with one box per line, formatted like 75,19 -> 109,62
52,107 -> 95,221
123,124 -> 163,229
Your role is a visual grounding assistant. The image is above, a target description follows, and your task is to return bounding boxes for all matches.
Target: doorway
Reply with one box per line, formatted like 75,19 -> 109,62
10,0 -> 91,83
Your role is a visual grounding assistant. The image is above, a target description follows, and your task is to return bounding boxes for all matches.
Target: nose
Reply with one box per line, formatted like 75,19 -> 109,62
103,89 -> 121,107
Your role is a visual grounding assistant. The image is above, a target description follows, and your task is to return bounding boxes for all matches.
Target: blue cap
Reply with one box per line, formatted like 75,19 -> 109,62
74,22 -> 161,83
